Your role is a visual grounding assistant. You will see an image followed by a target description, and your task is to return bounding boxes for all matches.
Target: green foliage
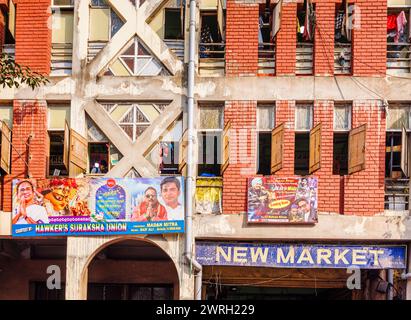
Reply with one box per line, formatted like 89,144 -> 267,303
0,53 -> 49,90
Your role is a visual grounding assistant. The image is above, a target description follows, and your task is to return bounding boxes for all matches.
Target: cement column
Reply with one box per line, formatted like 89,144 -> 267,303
406,243 -> 411,300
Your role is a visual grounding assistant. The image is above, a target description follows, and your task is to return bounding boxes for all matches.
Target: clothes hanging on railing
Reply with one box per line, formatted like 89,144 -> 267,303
387,10 -> 409,44
302,0 -> 316,41
395,11 -> 408,43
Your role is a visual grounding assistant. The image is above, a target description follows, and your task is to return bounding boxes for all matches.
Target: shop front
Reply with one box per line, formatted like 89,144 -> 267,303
196,242 -> 408,300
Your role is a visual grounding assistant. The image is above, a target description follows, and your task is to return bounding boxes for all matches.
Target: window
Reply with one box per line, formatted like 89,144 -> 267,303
294,104 -> 313,175
48,131 -> 69,177
297,2 -> 316,43
257,105 -> 275,175
3,0 -> 16,45
89,0 -> 124,41
89,143 -> 109,174
387,104 -> 411,130
333,104 -> 352,175
198,105 -> 224,177
164,9 -> 183,40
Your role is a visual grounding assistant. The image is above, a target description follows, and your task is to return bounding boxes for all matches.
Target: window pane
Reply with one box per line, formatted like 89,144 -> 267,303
257,105 -> 275,130
53,0 -> 74,6
334,104 -> 351,131
52,11 -> 74,44
295,104 -> 313,131
111,9 -> 124,37
387,106 -> 410,130
48,105 -> 70,130
199,107 -> 223,129
0,106 -> 13,128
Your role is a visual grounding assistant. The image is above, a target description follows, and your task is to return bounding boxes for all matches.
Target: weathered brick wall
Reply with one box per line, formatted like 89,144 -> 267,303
225,0 -> 259,76
275,2 -> 297,75
352,0 -> 387,76
14,0 -> 51,74
2,100 -> 48,211
222,101 -> 257,214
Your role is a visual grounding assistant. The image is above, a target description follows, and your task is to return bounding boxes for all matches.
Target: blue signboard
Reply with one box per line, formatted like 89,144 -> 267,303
196,242 -> 407,269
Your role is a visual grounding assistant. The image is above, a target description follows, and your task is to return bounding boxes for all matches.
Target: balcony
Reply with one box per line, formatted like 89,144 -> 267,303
385,178 -> 409,211
258,42 -> 275,76
51,43 -> 73,76
195,177 -> 223,214
2,44 -> 15,60
198,42 -> 225,76
334,43 -> 351,75
387,42 -> 411,75
296,43 -> 313,75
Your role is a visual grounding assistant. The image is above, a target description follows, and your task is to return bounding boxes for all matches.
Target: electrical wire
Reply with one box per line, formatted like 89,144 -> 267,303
203,273 -> 292,287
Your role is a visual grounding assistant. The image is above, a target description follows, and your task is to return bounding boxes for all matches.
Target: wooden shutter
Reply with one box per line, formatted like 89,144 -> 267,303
178,129 -> 188,174
217,0 -> 225,40
271,123 -> 284,174
63,121 -> 70,170
348,124 -> 366,174
69,129 -> 88,171
272,0 -> 282,39
8,0 -> 16,39
221,121 -> 231,175
309,123 -> 321,174
401,127 -> 409,177
0,121 -> 12,174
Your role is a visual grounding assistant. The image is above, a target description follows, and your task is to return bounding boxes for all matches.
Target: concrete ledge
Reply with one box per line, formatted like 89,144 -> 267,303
193,213 -> 411,241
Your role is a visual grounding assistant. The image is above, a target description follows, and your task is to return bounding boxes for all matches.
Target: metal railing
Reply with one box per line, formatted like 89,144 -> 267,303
334,43 -> 351,75
51,43 -> 73,76
385,178 -> 409,211
296,42 -> 313,75
258,42 -> 275,75
198,42 -> 225,76
2,44 -> 15,60
387,42 -> 411,75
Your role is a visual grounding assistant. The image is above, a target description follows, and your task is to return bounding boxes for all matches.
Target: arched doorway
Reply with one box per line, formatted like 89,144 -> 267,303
85,239 -> 179,300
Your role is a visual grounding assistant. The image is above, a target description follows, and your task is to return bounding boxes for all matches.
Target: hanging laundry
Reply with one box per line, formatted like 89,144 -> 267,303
344,0 -> 351,42
395,11 -> 407,43
259,16 -> 264,44
302,0 -> 316,41
387,14 -> 397,31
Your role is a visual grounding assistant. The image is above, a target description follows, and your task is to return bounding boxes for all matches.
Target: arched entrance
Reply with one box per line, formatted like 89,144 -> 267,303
86,239 -> 179,300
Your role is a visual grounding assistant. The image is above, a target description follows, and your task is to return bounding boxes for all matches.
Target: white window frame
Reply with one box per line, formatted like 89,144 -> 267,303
295,103 -> 314,132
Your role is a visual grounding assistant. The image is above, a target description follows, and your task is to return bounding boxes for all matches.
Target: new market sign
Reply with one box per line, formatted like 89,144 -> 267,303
196,242 -> 407,269
12,177 -> 184,237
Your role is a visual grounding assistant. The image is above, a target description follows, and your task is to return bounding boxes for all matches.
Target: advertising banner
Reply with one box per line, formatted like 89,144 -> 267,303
12,177 -> 184,237
196,242 -> 407,269
247,176 -> 318,224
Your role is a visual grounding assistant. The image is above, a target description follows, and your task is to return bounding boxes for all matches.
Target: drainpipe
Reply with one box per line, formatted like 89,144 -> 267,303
387,269 -> 394,300
184,0 -> 202,300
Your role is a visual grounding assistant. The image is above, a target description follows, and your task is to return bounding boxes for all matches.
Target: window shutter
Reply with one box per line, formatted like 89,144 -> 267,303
401,126 -> 409,177
348,124 -> 366,174
0,121 -> 12,174
271,122 -> 284,174
63,121 -> 70,170
309,122 -> 321,174
221,120 -> 231,175
217,0 -> 225,40
272,0 -> 282,39
8,0 -> 16,39
69,129 -> 88,171
178,129 -> 188,174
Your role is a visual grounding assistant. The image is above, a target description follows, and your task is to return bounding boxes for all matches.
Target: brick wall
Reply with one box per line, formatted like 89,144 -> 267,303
275,2 -> 297,75
1,100 -> 48,211
352,0 -> 387,76
225,0 -> 259,76
222,101 -> 257,214
14,0 -> 51,74
314,0 -> 335,76
275,100 -> 295,176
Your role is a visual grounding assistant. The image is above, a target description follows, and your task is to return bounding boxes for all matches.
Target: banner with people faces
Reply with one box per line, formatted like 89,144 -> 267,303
247,177 -> 318,224
12,177 -> 185,237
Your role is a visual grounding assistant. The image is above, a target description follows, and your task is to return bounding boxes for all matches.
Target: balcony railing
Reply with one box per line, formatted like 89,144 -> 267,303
296,42 -> 313,75
385,178 -> 409,211
2,44 -> 15,60
164,39 -> 184,61
258,42 -> 275,75
198,42 -> 225,76
195,177 -> 223,214
387,42 -> 411,75
51,43 -> 73,76
334,43 -> 351,75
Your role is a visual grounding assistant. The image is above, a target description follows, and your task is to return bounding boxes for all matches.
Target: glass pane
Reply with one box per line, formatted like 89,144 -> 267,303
140,59 -> 162,76
123,41 -> 136,56
137,41 -> 150,56
295,104 -> 313,131
120,109 -> 135,123
199,107 -> 223,129
136,125 -> 149,138
111,9 -> 124,37
387,106 -> 410,130
120,124 -> 134,140
135,57 -> 151,74
135,107 -> 150,123
257,105 -> 275,130
87,116 -> 109,142
91,0 -> 108,7
334,105 -> 351,131
121,57 -> 135,73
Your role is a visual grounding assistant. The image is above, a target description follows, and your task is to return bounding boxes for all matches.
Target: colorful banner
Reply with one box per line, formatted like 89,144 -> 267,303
12,177 -> 185,237
247,176 -> 318,224
196,242 -> 407,269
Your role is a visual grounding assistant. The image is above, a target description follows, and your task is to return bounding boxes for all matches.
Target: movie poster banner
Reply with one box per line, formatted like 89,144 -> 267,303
247,176 -> 318,224
12,177 -> 185,237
